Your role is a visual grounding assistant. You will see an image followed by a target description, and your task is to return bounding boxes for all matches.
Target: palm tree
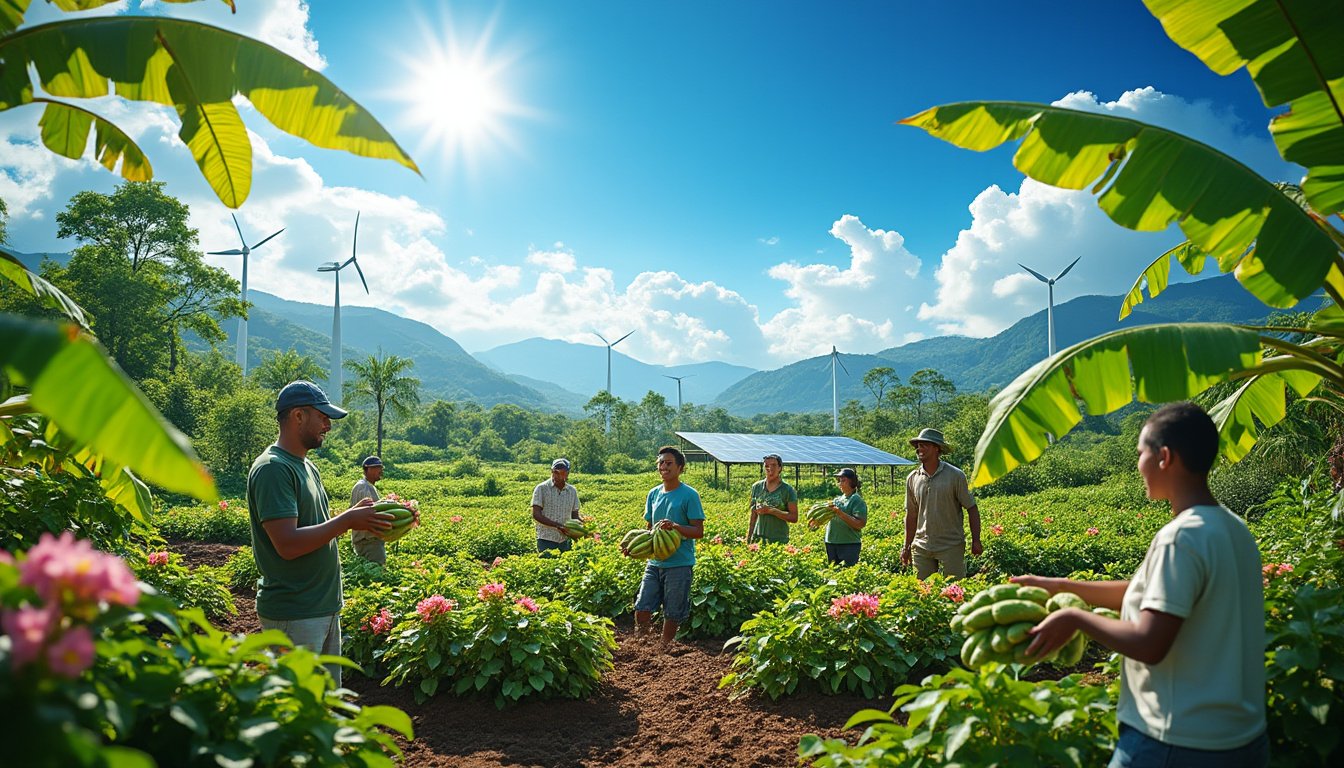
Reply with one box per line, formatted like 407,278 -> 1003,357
344,352 -> 421,457
252,349 -> 327,392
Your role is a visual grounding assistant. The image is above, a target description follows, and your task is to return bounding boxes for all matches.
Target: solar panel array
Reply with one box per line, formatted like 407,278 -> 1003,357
676,432 -> 915,466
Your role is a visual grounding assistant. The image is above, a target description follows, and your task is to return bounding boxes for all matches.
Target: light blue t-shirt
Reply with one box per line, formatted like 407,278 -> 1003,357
643,482 -> 706,568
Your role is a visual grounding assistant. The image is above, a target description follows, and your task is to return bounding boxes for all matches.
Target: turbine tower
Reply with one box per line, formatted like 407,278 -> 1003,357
206,213 -> 283,376
829,346 -> 850,434
317,212 -> 369,402
662,374 -> 694,411
1018,256 -> 1081,357
593,329 -> 634,433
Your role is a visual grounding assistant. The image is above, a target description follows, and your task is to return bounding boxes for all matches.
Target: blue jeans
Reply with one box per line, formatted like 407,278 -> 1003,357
634,564 -> 692,622
826,542 -> 861,567
537,538 -> 572,554
1109,724 -> 1268,768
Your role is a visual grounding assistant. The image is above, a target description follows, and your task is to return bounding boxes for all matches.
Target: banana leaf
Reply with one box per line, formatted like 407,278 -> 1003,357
37,98 -> 152,182
902,102 -> 1340,310
1118,241 -> 1210,320
1143,0 -> 1344,217
0,245 -> 91,328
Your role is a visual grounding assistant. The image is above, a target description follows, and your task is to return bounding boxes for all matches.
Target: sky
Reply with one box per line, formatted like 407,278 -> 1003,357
1,0 -> 1301,370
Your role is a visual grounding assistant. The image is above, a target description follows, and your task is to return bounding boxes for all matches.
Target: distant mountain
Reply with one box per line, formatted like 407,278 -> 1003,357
713,275 -> 1278,415
475,337 -> 758,405
226,292 -> 558,409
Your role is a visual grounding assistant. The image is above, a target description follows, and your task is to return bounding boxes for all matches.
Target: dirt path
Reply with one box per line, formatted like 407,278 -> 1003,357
173,541 -> 882,767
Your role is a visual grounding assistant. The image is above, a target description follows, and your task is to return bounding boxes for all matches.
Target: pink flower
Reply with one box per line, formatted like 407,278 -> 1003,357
747,542 -> 760,552
592,532 -> 602,542
147,552 -> 170,567
20,532 -> 139,610
364,608 -> 395,634
737,559 -> 748,568
802,545 -> 812,554
491,556 -> 505,568
941,584 -> 965,603
712,535 -> 723,545
1019,511 -> 1028,517
478,583 -> 507,601
46,624 -> 94,678
828,593 -> 880,619
1086,527 -> 1100,536
1,606 -> 56,669
416,595 -> 456,623
218,500 -> 229,511
515,596 -> 539,613
450,515 -> 463,523
990,525 -> 1004,536
784,545 -> 798,555
1136,513 -> 1144,519
1043,517 -> 1053,524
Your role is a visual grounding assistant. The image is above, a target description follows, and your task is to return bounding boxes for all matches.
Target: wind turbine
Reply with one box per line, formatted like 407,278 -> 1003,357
662,374 -> 694,411
317,212 -> 369,402
593,329 -> 634,433
829,346 -> 850,434
1018,256 -> 1081,357
206,213 -> 284,376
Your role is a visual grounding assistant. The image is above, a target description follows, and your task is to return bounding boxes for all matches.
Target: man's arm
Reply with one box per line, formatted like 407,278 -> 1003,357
263,498 -> 387,561
901,483 -> 918,564
657,517 -> 704,539
967,504 -> 982,556
1025,607 -> 1183,665
532,505 -> 566,533
1010,575 -> 1129,611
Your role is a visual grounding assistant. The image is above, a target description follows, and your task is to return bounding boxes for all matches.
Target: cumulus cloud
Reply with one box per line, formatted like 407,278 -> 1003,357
142,0 -> 326,70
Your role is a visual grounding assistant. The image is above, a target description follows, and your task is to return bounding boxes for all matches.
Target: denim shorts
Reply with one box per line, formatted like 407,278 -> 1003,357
537,538 -> 572,554
826,542 -> 861,567
634,563 -> 692,622
1109,724 -> 1268,768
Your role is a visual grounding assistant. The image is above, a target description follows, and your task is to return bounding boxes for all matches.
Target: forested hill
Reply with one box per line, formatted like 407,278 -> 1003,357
713,274 -> 1278,416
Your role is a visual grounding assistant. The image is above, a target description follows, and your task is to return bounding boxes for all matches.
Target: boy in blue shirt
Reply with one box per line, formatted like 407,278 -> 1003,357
628,445 -> 704,647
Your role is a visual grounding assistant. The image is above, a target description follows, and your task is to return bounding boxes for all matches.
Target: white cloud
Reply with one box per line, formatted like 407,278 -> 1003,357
525,245 -> 577,273
757,235 -> 779,246
142,0 -> 326,70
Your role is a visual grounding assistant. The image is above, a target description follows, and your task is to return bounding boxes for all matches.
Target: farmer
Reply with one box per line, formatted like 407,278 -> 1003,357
814,467 -> 866,566
901,427 -> 981,579
1012,402 -> 1267,767
246,380 -> 398,686
747,453 -> 798,544
350,455 -> 386,565
629,445 -> 704,647
532,458 -> 581,554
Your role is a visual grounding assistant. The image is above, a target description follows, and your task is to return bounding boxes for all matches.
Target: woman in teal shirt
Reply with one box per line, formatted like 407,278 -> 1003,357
819,467 -> 867,566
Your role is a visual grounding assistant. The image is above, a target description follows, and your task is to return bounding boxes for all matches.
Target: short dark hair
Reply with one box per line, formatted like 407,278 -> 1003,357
1142,402 -> 1219,474
277,406 -> 296,425
657,445 -> 686,468
762,454 -> 783,466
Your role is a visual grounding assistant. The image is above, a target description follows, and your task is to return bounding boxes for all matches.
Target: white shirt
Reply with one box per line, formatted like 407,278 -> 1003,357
532,479 -> 579,542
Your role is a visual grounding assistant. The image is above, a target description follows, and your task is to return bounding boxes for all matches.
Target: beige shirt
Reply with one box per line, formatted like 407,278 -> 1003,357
350,477 -> 380,545
905,460 -> 976,551
532,479 -> 580,543
1118,505 -> 1265,750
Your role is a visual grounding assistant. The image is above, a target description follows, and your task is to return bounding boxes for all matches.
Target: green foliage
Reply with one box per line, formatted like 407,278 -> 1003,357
799,665 -> 1117,767
380,587 -> 617,708
252,348 -> 326,392
604,452 -> 644,474
154,500 -> 250,545
130,551 -> 235,621
0,446 -> 151,554
219,545 -> 260,591
344,352 -> 420,459
200,387 -> 274,477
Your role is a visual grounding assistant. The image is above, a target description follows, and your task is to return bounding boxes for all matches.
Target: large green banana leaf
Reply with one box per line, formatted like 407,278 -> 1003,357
37,98 -> 152,182
0,314 -> 215,500
1143,0 -> 1344,217
971,323 -> 1339,488
0,245 -> 91,328
1118,241 -> 1210,320
901,102 -> 1341,310
0,16 -> 417,207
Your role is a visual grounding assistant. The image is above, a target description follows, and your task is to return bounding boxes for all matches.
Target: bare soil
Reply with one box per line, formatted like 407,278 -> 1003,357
172,541 -> 887,767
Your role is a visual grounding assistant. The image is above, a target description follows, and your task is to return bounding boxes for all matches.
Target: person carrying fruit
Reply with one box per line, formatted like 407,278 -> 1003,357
532,458 -> 582,554
1013,402 -> 1267,767
246,381 -> 402,686
630,445 -> 704,646
747,453 -> 798,544
901,427 -> 981,579
815,467 -> 867,566
350,456 -> 387,565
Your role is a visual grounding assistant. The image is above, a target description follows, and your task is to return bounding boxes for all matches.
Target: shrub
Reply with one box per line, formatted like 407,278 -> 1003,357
448,455 -> 481,478
130,550 -> 236,621
153,501 -> 250,545
604,453 -> 645,474
220,545 -> 261,591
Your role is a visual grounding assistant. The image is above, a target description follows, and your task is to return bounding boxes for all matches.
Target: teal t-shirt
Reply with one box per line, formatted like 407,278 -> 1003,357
750,479 -> 798,544
644,482 -> 706,568
247,445 -> 342,620
825,492 -> 867,545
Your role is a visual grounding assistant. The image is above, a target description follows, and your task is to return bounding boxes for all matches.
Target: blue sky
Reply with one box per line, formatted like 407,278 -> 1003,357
2,1 -> 1297,369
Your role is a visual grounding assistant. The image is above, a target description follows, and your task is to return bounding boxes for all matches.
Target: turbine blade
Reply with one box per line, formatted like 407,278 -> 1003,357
207,249 -> 245,255
251,228 -> 285,250
1054,255 -> 1082,282
232,212 -> 246,247
352,256 -> 369,294
592,331 -> 610,345
352,211 -> 360,261
1018,263 -> 1050,283
837,354 -> 851,376
613,329 -> 635,346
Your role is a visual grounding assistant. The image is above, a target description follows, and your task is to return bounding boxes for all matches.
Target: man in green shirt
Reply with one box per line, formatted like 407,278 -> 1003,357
247,380 -> 394,685
747,453 -> 798,544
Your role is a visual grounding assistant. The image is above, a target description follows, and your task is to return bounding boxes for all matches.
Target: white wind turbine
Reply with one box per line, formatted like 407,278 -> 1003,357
1018,256 -> 1082,357
593,329 -> 635,433
206,213 -> 284,376
829,346 -> 850,434
317,212 -> 369,402
662,374 -> 694,411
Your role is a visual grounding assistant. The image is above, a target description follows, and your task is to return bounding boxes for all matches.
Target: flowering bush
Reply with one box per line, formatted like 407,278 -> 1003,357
130,549 -> 235,621
380,584 -> 616,707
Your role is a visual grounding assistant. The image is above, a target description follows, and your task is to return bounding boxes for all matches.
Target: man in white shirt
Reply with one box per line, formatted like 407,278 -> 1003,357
532,458 -> 580,554
350,456 -> 385,565
1014,402 -> 1267,767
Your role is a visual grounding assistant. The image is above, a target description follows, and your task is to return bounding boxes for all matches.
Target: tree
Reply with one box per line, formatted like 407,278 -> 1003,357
202,387 -> 274,477
252,349 -> 327,392
907,369 -> 956,424
56,182 -> 192,273
344,353 -> 421,458
636,391 -> 675,450
562,421 -> 609,473
0,196 -> 8,244
862,366 -> 899,409
903,2 -> 1344,487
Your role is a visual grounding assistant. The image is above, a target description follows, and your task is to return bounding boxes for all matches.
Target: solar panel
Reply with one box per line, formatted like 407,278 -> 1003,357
676,432 -> 915,466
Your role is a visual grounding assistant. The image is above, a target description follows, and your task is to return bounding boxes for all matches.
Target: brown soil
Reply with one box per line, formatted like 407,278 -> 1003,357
172,541 -> 886,767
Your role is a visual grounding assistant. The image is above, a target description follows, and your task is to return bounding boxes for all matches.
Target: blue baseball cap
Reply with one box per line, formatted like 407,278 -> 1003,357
362,456 -> 383,468
275,380 -> 347,419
